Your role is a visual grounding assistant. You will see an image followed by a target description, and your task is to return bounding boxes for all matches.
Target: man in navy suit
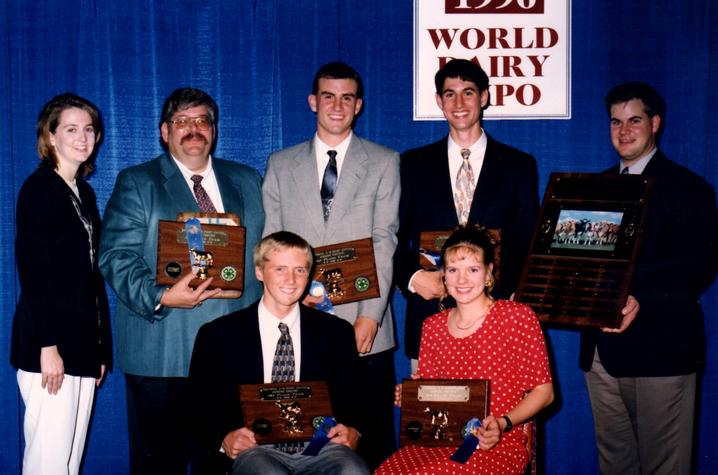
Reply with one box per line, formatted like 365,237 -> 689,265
580,82 -> 718,475
100,88 -> 264,474
395,59 -> 539,367
188,231 -> 368,475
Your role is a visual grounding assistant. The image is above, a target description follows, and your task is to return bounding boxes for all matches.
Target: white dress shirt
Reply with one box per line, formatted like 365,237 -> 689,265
171,154 -> 226,212
314,132 -> 353,187
258,298 -> 302,383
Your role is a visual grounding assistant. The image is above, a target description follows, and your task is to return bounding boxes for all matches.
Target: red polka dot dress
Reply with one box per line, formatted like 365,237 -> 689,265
375,300 -> 552,475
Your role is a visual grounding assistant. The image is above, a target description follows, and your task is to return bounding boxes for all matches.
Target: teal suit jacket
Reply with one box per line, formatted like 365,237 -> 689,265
99,153 -> 264,377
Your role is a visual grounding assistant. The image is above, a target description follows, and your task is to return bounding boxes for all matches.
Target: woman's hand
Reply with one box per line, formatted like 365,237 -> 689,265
40,345 -> 64,395
477,415 -> 502,451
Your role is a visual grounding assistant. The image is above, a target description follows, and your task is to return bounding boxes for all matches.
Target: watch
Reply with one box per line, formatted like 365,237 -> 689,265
501,415 -> 513,432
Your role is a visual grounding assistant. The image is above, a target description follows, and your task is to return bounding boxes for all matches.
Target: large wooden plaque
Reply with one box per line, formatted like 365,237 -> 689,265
156,215 -> 245,298
419,229 -> 502,284
239,381 -> 332,444
400,379 -> 489,447
515,173 -> 654,328
311,238 -> 380,305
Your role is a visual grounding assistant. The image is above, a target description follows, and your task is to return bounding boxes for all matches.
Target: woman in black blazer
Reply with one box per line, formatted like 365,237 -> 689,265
10,93 -> 111,474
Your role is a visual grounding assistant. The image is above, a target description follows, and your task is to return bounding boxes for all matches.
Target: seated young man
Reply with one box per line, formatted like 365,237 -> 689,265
188,231 -> 369,475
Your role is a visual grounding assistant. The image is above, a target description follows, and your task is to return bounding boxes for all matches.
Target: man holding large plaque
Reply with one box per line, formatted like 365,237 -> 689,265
262,62 -> 400,469
99,88 -> 264,474
395,59 -> 539,370
188,232 -> 368,475
580,83 -> 718,475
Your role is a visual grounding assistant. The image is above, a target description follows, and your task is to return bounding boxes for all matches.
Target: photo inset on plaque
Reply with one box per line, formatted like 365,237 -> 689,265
550,210 -> 623,252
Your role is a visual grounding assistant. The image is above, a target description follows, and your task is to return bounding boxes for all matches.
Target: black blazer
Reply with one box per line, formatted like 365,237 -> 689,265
10,165 -> 111,377
188,301 -> 361,471
395,134 -> 539,358
580,151 -> 718,376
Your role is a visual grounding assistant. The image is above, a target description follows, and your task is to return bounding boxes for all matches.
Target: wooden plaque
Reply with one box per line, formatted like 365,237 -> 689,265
239,381 -> 332,444
156,219 -> 245,298
515,173 -> 654,328
400,379 -> 489,447
419,229 -> 502,285
311,238 -> 380,305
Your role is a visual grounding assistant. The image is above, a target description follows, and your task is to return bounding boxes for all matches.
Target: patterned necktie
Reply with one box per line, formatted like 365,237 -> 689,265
321,150 -> 338,222
271,323 -> 295,382
454,148 -> 475,225
271,322 -> 304,454
191,174 -> 217,213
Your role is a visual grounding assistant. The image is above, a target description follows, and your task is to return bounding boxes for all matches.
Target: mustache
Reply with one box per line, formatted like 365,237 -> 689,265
180,132 -> 209,145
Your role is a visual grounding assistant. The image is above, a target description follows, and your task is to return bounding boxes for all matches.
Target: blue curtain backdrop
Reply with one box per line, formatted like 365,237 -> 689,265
1,1 -> 716,473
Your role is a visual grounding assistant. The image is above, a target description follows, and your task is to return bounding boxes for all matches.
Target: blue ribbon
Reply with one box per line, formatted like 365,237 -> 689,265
450,417 -> 482,464
302,416 -> 337,456
309,281 -> 336,315
185,218 -> 205,267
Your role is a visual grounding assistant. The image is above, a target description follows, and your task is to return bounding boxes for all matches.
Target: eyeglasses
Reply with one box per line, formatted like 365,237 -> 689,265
167,116 -> 213,131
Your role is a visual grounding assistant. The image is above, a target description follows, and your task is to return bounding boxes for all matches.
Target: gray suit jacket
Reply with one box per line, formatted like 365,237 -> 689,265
99,153 -> 264,377
262,135 -> 400,354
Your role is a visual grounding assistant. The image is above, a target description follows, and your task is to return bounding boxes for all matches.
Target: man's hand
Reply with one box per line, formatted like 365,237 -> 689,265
40,345 -> 64,395
354,316 -> 378,354
602,295 -> 640,333
159,271 -> 222,309
327,423 -> 361,449
412,270 -> 444,301
302,293 -> 324,307
221,427 -> 257,460
96,364 -> 106,388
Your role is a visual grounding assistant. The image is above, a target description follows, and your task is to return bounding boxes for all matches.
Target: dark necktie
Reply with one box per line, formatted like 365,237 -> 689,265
321,150 -> 338,221
621,166 -> 630,175
271,323 -> 295,382
191,174 -> 217,213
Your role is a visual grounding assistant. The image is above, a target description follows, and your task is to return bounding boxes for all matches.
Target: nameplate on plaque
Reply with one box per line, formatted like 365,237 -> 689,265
156,212 -> 245,298
400,379 -> 489,447
239,381 -> 332,444
311,238 -> 380,305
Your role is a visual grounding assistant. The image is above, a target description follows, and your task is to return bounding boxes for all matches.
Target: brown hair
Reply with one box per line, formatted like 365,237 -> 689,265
36,93 -> 103,177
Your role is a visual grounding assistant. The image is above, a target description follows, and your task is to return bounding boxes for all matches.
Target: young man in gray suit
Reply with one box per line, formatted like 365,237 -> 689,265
100,88 -> 264,474
262,62 -> 400,469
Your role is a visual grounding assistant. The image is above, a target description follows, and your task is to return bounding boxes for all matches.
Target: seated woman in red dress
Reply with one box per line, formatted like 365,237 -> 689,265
376,225 -> 554,475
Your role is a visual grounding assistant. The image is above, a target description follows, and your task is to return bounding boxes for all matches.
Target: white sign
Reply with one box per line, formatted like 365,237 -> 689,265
414,0 -> 571,120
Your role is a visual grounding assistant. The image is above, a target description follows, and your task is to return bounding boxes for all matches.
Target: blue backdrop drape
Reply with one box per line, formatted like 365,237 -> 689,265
1,1 -> 716,473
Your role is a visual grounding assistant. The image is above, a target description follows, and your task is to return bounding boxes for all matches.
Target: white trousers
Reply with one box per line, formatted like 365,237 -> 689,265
17,370 -> 96,475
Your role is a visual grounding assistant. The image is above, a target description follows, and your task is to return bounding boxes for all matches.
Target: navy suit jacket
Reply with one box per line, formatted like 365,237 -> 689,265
395,134 -> 538,358
99,153 -> 264,377
580,151 -> 718,376
188,302 -> 361,471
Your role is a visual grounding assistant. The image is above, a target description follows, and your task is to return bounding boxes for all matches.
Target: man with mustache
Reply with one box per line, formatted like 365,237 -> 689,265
100,88 -> 264,474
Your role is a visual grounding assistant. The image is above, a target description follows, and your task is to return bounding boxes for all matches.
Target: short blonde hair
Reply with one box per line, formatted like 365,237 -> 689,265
253,231 -> 313,269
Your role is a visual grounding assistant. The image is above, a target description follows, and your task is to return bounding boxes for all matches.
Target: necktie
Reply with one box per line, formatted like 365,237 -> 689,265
271,322 -> 304,454
191,175 -> 217,213
321,150 -> 338,221
271,323 -> 295,382
621,166 -> 630,174
454,148 -> 475,225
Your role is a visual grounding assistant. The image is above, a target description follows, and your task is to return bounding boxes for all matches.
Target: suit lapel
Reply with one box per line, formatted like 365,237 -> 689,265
433,138 -> 460,227
298,308 -> 319,380
325,136 -> 369,241
159,153 -> 200,212
469,135 -> 502,224
214,160 -> 245,219
290,141 -> 325,239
